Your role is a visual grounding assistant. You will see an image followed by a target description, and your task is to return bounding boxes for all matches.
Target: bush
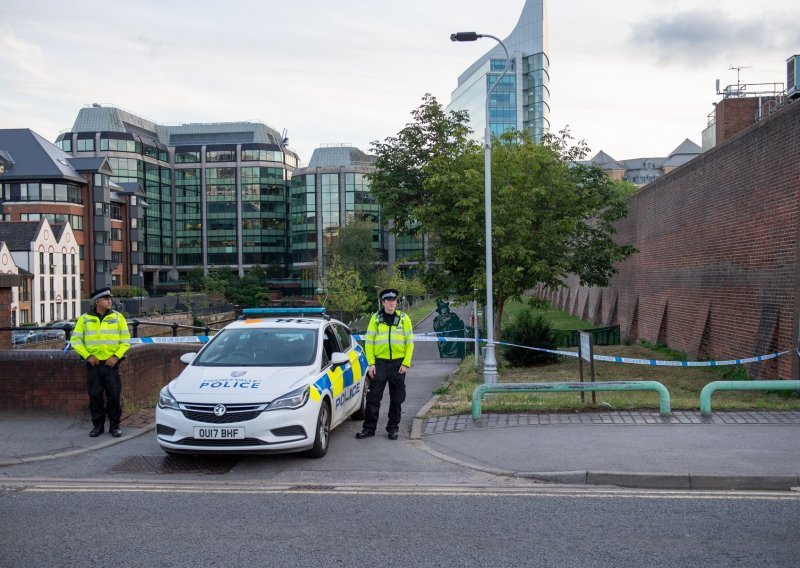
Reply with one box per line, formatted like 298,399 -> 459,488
501,308 -> 560,367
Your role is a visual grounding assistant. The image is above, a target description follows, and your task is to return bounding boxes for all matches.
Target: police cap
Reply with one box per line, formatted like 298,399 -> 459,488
379,288 -> 399,301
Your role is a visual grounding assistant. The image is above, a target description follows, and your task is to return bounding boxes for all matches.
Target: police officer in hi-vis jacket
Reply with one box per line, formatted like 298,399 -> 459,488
357,288 -> 414,440
71,287 -> 131,438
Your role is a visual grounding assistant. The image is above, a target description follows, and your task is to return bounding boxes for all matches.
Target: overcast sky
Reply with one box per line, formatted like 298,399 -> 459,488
0,0 -> 797,163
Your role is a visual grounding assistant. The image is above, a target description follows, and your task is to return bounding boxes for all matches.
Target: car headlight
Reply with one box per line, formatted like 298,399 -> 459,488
268,386 -> 310,411
157,386 -> 181,411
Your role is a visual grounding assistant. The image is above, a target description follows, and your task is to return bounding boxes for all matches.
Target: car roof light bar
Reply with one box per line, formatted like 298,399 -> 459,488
242,307 -> 329,319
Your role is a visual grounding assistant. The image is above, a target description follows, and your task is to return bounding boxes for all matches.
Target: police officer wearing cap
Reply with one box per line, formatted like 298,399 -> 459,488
71,287 -> 131,438
357,288 -> 414,440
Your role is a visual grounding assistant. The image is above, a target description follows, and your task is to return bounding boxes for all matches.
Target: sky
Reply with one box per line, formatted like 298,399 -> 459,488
0,0 -> 797,164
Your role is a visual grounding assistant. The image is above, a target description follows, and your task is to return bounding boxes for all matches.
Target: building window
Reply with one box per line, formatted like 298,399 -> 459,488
111,228 -> 122,241
39,252 -> 45,274
50,277 -> 54,300
111,204 -> 122,220
40,304 -> 45,323
76,139 -> 95,152
207,149 -> 236,162
49,253 -> 54,272
63,277 -> 68,299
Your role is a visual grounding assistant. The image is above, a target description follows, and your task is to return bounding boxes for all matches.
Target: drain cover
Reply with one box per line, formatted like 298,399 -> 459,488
109,455 -> 238,475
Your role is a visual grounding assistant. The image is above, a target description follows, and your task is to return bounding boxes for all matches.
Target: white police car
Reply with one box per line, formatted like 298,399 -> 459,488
156,308 -> 368,458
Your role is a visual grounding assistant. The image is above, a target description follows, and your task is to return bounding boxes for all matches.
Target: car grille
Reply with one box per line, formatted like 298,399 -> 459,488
271,425 -> 307,438
176,438 -> 271,447
180,402 -> 268,424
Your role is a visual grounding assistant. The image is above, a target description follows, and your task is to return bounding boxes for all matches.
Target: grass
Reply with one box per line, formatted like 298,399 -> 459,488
502,299 -> 595,331
426,301 -> 800,416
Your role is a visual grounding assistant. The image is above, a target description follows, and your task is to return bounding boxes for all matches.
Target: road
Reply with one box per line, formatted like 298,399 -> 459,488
2,482 -> 798,567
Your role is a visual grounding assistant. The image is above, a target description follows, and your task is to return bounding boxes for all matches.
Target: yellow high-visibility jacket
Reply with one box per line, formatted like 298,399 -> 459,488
364,310 -> 414,367
71,310 -> 131,362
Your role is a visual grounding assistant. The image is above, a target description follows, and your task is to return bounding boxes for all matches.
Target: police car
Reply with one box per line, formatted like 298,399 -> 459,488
156,308 -> 368,458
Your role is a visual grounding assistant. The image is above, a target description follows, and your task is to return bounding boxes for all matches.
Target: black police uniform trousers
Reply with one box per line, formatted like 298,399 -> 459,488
362,358 -> 406,434
86,360 -> 122,428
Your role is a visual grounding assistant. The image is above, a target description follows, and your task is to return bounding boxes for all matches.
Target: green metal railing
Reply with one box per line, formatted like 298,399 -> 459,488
699,380 -> 800,416
472,381 -> 671,419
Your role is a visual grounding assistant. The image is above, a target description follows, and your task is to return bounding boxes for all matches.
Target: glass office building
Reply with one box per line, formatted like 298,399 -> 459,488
447,0 -> 550,142
290,145 -> 425,295
56,105 -> 298,292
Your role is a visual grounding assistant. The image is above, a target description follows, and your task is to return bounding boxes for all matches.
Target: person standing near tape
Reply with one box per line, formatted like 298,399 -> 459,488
357,288 -> 414,440
71,287 -> 131,438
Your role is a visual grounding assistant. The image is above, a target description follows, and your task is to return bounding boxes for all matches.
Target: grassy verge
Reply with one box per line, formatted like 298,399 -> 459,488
426,343 -> 800,417
502,299 -> 595,331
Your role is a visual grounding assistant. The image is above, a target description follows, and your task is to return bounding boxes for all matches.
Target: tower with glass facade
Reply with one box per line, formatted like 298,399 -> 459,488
56,105 -> 298,292
290,145 -> 426,296
447,0 -> 550,142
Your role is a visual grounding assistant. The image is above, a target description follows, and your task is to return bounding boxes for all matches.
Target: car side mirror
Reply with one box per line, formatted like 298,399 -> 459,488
179,352 -> 197,365
331,352 -> 349,367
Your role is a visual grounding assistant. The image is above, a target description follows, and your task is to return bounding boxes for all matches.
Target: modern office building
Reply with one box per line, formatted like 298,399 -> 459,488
55,105 -> 299,293
290,145 -> 426,295
447,0 -> 550,142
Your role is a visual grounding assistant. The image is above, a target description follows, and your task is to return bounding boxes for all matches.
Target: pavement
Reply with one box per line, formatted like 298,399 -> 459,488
1,305 -> 799,491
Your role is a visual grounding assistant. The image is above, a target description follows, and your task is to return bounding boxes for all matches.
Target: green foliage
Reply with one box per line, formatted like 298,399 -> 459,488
501,308 -> 560,367
717,365 -> 751,381
322,257 -> 369,320
111,285 -> 148,298
335,218 -> 379,293
369,95 -> 636,340
376,267 -> 427,302
639,341 -> 688,361
186,267 -> 206,292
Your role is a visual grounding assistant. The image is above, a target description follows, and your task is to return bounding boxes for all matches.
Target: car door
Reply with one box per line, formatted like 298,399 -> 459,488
332,323 -> 364,417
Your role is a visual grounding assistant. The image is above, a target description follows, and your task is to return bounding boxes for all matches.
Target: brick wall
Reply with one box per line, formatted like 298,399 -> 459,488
545,99 -> 800,379
0,344 -> 195,416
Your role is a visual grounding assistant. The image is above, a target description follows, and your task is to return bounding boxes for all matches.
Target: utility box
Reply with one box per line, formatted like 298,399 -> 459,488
788,55 -> 800,99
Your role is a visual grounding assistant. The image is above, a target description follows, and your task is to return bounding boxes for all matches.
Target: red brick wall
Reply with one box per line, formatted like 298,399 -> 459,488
546,99 -> 800,379
0,344 -> 195,416
0,288 -> 12,349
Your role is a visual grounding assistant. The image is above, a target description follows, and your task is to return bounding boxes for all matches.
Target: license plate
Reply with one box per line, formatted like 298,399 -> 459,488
193,426 -> 245,439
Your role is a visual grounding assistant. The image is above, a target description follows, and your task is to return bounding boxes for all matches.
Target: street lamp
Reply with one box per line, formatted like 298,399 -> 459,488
450,31 -> 510,384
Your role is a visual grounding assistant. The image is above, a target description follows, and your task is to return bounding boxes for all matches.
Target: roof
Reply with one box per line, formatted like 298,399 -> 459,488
67,156 -> 114,175
589,150 -> 626,171
0,220 -> 45,251
0,129 -> 86,183
664,138 -> 702,168
69,105 -> 286,147
301,145 -> 376,171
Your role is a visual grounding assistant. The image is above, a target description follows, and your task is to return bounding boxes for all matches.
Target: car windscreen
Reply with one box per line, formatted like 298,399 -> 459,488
192,328 -> 318,367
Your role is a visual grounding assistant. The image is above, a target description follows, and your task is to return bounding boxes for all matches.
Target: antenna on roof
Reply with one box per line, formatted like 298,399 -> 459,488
281,129 -> 289,146
729,64 -> 752,90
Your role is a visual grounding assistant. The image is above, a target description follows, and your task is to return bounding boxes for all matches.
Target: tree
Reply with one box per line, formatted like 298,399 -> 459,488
370,95 -> 636,339
322,257 -> 369,323
335,217 -> 378,292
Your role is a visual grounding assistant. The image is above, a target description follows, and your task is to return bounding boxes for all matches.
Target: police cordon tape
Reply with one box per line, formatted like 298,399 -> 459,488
65,334 -> 791,368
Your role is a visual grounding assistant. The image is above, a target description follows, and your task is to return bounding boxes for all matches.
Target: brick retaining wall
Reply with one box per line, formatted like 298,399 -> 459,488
0,344 -> 194,416
544,99 -> 800,379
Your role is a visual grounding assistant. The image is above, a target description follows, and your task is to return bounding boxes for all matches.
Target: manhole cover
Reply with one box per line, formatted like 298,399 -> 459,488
109,455 -> 238,475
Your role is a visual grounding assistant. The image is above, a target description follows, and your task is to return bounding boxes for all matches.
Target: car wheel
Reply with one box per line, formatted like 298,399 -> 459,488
351,378 -> 368,420
306,401 -> 331,458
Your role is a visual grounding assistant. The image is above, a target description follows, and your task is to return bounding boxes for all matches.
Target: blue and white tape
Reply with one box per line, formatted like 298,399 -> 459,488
63,333 -> 790,368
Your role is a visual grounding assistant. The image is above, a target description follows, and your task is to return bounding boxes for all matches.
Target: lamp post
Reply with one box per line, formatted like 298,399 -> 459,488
450,31 -> 510,384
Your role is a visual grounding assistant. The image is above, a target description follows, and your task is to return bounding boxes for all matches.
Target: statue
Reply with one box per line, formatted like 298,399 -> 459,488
433,299 -> 465,359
